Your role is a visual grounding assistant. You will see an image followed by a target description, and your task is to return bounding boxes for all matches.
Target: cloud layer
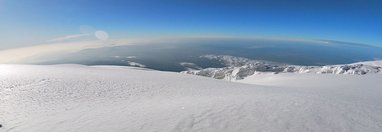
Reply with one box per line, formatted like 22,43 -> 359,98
46,34 -> 91,42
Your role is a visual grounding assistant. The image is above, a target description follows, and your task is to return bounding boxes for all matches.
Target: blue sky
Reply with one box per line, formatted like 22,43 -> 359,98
1,0 -> 382,49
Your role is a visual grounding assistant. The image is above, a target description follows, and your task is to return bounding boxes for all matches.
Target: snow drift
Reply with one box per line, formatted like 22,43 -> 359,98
1,64 -> 382,132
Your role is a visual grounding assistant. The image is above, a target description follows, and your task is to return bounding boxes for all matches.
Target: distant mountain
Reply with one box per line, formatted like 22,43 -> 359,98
182,55 -> 382,80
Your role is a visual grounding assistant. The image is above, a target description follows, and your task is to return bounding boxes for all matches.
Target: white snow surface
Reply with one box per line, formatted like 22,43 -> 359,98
1,64 -> 382,132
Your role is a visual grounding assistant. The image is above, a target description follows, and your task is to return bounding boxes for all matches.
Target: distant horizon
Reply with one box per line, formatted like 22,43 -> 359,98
0,36 -> 380,63
1,36 -> 381,67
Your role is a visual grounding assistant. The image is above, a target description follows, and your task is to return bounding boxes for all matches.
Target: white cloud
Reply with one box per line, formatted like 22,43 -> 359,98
0,40 -> 101,63
46,33 -> 91,42
95,30 -> 109,41
0,39 -> 135,63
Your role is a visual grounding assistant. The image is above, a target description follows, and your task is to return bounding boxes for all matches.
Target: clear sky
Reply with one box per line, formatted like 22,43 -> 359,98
1,0 -> 382,49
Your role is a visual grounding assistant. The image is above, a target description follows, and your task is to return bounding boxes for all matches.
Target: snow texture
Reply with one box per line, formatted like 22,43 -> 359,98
1,64 -> 382,132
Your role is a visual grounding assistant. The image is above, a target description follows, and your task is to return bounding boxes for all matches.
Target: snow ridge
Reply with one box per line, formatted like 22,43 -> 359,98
182,55 -> 382,80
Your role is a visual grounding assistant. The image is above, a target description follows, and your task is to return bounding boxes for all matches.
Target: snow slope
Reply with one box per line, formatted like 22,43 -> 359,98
1,65 -> 382,132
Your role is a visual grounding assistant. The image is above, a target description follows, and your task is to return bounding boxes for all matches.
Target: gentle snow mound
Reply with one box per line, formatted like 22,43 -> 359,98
1,65 -> 382,132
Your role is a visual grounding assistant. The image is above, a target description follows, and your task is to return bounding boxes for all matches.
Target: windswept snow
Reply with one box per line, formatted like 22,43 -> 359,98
120,60 -> 146,68
126,61 -> 146,68
180,62 -> 203,70
1,65 -> 382,132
